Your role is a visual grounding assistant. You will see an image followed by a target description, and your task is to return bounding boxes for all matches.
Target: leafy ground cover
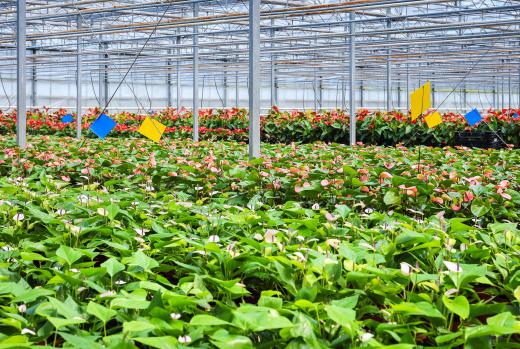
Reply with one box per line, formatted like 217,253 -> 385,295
1,107 -> 519,146
0,135 -> 519,348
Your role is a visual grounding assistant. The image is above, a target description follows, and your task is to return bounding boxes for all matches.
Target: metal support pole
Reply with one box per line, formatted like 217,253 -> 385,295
223,64 -> 228,108
176,35 -> 181,110
31,45 -> 36,108
508,70 -> 511,109
349,12 -> 356,145
406,53 -> 410,114
104,44 -> 109,108
270,24 -> 275,107
248,0 -> 261,159
386,9 -> 392,111
501,76 -> 504,109
493,76 -> 497,109
318,74 -> 323,110
17,0 -> 27,148
193,2 -> 199,141
167,48 -> 172,108
76,16 -> 82,139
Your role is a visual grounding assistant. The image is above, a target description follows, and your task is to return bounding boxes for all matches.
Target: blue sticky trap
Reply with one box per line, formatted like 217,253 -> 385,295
512,113 -> 519,119
62,114 -> 74,124
89,113 -> 116,139
464,109 -> 482,126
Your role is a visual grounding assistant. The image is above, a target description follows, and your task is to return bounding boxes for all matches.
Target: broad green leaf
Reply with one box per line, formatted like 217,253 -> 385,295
48,316 -> 86,329
442,295 -> 470,319
210,329 -> 253,349
123,320 -> 155,334
87,301 -> 117,324
56,245 -> 83,266
190,314 -> 232,326
101,257 -> 125,278
384,191 -> 401,206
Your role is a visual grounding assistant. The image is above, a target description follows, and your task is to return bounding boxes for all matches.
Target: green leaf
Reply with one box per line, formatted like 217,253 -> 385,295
101,257 -> 125,278
324,305 -> 357,335
391,301 -> 445,319
123,320 -> 155,334
87,301 -> 117,324
122,250 -> 159,272
134,337 -> 178,349
48,316 -> 86,330
442,295 -> 470,319
470,200 -> 489,217
190,314 -> 232,326
56,245 -> 83,266
384,191 -> 401,206
210,329 -> 253,349
232,305 -> 293,332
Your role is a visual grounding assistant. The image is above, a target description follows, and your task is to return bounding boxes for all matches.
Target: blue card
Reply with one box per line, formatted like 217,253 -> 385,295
89,113 -> 116,139
464,109 -> 482,126
62,114 -> 74,124
512,113 -> 519,119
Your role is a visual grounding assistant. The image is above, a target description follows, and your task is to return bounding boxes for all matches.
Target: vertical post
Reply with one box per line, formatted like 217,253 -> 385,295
406,51 -> 410,113
493,76 -> 497,109
501,75 -> 504,109
386,8 -> 392,111
248,0 -> 261,159
508,70 -> 511,109
76,16 -> 82,139
31,45 -> 36,108
104,43 -> 109,108
223,62 -> 229,108
17,0 -> 27,148
98,42 -> 103,106
349,11 -> 356,145
318,74 -> 323,110
270,23 -> 276,107
167,47 -> 172,108
176,35 -> 181,110
193,2 -> 199,141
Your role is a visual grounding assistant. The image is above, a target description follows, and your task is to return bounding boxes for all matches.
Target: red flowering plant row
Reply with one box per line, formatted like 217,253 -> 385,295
1,106 -> 518,146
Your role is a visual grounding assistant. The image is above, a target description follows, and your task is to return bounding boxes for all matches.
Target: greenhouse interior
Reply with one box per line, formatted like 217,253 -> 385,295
1,0 -> 519,348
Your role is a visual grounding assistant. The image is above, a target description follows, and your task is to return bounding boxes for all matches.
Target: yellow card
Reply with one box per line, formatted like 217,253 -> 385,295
138,116 -> 167,142
425,111 -> 442,129
410,81 -> 431,121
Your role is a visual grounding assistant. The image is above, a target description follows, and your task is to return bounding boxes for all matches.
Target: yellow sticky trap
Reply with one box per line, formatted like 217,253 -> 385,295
138,116 -> 167,142
425,111 -> 442,129
410,81 -> 431,121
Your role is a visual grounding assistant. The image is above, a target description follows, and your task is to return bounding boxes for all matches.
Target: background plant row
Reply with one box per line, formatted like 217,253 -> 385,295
1,107 -> 519,147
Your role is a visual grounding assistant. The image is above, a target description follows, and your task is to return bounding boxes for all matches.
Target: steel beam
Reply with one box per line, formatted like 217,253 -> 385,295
193,2 -> 199,141
176,35 -> 181,110
76,15 -> 82,139
349,11 -> 356,145
248,0 -> 261,159
386,8 -> 392,111
17,0 -> 27,148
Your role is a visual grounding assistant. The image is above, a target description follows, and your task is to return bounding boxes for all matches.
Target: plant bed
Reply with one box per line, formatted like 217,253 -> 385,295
0,136 -> 519,348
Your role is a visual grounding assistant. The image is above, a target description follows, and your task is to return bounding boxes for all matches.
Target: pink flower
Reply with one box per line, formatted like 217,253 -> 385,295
463,191 -> 474,202
320,179 -> 329,187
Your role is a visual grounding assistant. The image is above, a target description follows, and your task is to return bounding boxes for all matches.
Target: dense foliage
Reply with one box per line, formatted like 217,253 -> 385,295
1,135 -> 519,348
1,107 -> 519,146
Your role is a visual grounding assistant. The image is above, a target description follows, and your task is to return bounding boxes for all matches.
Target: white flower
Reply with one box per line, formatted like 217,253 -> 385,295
21,328 -> 36,336
325,212 -> 337,222
69,268 -> 79,273
264,229 -> 278,243
253,233 -> 263,241
13,213 -> 24,222
295,235 -> 305,242
78,194 -> 89,204
100,290 -> 116,298
194,186 -> 203,191
178,335 -> 192,344
2,245 -> 14,251
312,203 -> 320,210
326,239 -> 340,249
134,228 -> 148,236
97,207 -> 108,216
145,185 -> 155,192
170,312 -> 181,320
18,304 -> 27,313
460,243 -> 467,252
400,262 -> 412,276
444,261 -> 462,273
208,235 -> 220,243
131,201 -> 139,206
192,250 -> 207,255
56,209 -> 66,215
360,332 -> 374,342
364,208 -> 374,214
114,280 -> 126,285
444,288 -> 458,296
292,252 -> 306,262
